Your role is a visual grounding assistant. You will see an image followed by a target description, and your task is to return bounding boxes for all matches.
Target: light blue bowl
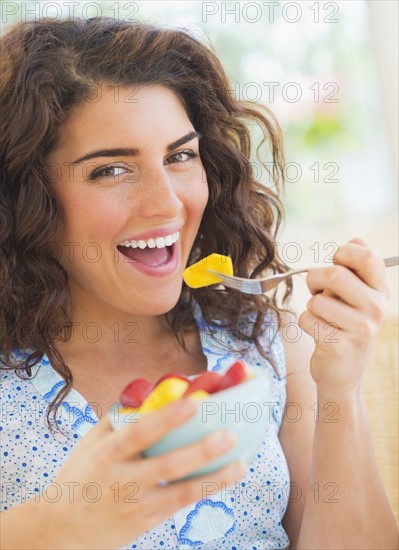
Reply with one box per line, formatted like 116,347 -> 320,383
109,366 -> 273,478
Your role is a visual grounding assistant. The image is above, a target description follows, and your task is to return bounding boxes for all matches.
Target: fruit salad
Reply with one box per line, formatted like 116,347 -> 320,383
119,361 -> 251,414
183,253 -> 233,288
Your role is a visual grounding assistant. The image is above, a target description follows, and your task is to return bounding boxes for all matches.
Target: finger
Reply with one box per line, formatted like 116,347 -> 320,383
307,292 -> 366,333
97,398 -> 198,463
74,413 -> 114,453
318,288 -> 340,300
298,309 -> 342,345
136,430 -> 238,486
348,237 -> 368,247
146,460 -> 248,527
332,241 -> 388,294
306,265 -> 377,310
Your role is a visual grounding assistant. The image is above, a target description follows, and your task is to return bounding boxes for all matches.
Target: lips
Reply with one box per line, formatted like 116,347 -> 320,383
117,228 -> 179,267
116,225 -> 182,276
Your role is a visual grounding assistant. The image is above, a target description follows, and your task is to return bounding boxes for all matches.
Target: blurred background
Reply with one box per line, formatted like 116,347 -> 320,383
1,0 -> 397,522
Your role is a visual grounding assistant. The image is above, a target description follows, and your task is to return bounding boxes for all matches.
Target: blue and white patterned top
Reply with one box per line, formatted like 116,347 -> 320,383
0,307 -> 290,549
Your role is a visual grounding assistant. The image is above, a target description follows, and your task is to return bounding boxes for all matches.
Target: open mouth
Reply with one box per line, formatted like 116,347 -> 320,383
117,231 -> 179,267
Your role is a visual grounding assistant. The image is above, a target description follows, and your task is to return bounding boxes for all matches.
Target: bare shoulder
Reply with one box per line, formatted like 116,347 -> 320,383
278,311 -> 317,547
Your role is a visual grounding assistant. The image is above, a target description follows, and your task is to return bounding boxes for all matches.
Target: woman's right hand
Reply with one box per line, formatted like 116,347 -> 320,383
36,398 -> 246,550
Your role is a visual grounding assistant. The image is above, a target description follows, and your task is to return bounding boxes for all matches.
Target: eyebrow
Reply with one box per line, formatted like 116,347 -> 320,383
71,131 -> 202,164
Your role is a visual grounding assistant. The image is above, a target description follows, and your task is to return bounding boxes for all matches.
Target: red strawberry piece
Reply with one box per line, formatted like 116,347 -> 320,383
217,361 -> 248,391
120,378 -> 154,408
154,372 -> 190,387
184,371 -> 222,396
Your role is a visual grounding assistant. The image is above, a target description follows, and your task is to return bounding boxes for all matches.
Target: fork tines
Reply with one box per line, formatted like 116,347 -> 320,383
208,270 -> 263,295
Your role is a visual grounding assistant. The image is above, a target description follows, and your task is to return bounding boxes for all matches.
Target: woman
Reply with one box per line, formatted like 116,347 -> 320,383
0,17 -> 397,549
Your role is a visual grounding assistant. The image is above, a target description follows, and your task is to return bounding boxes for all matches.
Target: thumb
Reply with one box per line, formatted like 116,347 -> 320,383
75,413 -> 113,451
348,237 -> 368,247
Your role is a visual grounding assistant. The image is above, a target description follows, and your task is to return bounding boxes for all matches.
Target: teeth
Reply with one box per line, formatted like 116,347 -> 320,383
119,231 -> 179,249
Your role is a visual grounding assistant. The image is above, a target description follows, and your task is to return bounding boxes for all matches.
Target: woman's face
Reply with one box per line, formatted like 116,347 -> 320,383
48,84 -> 208,318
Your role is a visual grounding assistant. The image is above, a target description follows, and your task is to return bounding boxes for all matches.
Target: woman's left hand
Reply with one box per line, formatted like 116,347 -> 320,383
298,238 -> 390,398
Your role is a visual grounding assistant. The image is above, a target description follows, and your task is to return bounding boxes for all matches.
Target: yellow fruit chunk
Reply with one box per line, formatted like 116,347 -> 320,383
120,407 -> 139,413
187,390 -> 209,401
139,378 -> 189,413
183,253 -> 234,288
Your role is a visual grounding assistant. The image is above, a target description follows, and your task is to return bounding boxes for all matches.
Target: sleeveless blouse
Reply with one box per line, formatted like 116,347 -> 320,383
0,307 -> 290,549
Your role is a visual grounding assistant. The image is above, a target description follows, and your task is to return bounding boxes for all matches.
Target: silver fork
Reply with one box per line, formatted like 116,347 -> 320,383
208,255 -> 399,295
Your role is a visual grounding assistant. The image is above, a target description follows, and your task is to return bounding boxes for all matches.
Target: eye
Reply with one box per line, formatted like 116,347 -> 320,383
165,150 -> 199,165
88,163 -> 131,181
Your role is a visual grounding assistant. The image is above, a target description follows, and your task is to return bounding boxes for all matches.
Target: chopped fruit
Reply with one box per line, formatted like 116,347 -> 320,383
139,378 -> 189,413
120,378 -> 154,408
183,253 -> 234,288
184,371 -> 222,396
118,361 -> 253,415
187,390 -> 210,401
217,361 -> 249,391
154,372 -> 190,387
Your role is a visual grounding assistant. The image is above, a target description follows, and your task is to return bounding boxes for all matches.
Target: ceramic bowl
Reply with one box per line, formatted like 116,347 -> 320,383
109,366 -> 273,478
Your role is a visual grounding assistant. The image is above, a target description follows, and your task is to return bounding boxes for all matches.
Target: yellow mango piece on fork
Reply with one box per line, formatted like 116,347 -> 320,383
183,253 -> 233,288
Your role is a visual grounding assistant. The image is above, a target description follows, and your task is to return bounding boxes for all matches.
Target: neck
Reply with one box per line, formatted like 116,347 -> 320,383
55,301 -> 176,362
51,285 -> 204,385
53,305 -> 206,389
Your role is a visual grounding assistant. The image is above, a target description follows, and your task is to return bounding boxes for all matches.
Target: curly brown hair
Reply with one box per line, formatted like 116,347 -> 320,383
0,17 -> 292,429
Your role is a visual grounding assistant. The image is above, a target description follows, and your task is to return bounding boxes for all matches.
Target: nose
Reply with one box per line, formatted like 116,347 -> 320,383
135,165 -> 183,219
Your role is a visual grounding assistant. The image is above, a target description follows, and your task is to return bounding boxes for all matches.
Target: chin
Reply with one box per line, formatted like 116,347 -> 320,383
135,287 -> 182,317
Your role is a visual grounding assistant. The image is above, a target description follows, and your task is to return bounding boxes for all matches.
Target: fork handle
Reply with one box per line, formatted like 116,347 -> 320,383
288,255 -> 398,275
383,255 -> 399,267
285,267 -> 311,276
